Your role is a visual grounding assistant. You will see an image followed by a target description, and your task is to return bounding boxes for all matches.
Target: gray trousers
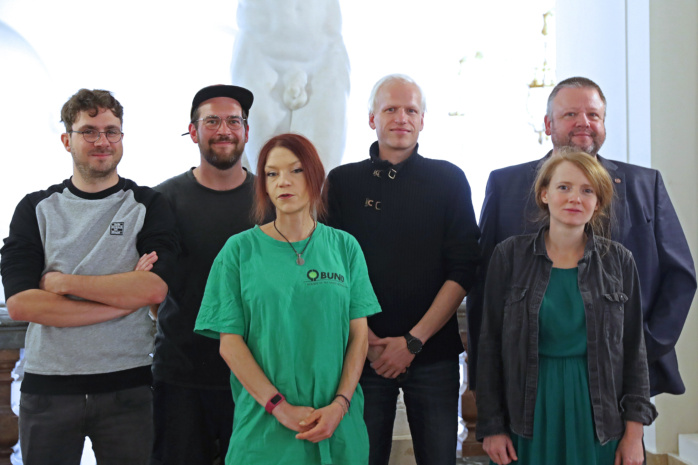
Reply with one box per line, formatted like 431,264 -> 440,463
19,385 -> 153,465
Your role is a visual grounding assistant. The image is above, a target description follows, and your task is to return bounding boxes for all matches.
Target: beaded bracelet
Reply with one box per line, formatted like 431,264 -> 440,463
334,394 -> 351,414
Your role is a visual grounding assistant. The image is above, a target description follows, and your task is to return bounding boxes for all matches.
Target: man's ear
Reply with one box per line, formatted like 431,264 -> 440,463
61,132 -> 71,152
189,123 -> 199,143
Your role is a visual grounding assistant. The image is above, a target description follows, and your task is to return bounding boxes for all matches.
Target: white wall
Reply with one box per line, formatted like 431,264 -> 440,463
556,0 -> 629,163
649,0 -> 698,454
0,0 -> 556,302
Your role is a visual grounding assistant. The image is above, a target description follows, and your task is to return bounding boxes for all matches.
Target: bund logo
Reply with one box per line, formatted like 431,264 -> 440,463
110,222 -> 124,235
306,269 -> 346,286
307,270 -> 320,281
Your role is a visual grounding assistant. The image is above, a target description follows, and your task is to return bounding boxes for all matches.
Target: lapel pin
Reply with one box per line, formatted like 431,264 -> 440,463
614,178 -> 622,184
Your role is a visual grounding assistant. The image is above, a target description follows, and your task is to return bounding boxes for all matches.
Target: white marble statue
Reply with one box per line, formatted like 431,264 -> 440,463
231,0 -> 350,172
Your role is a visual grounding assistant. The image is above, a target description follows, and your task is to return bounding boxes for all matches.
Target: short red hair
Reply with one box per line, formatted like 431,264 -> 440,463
254,133 -> 327,223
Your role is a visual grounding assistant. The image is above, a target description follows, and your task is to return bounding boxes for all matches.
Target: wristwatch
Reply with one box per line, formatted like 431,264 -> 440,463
404,332 -> 423,355
265,392 -> 285,414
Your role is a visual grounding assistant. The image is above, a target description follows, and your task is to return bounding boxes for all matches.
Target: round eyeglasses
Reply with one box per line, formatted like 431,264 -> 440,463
194,115 -> 246,131
69,129 -> 123,143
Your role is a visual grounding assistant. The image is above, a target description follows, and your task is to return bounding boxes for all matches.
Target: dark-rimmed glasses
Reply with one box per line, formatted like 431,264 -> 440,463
69,129 -> 123,143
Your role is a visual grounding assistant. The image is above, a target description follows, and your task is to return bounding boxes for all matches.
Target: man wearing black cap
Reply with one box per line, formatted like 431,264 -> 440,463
150,85 -> 257,465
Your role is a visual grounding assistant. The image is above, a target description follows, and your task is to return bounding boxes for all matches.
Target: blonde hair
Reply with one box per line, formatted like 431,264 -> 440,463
534,151 -> 614,238
368,74 -> 426,114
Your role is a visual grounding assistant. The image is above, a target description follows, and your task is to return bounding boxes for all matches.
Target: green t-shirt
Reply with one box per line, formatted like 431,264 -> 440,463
195,223 -> 381,464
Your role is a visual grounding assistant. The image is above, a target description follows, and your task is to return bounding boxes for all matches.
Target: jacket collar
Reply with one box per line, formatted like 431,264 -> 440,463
597,154 -> 626,240
533,226 -> 549,257
597,154 -> 617,171
533,224 -> 598,260
539,149 -> 612,167
368,141 -> 419,179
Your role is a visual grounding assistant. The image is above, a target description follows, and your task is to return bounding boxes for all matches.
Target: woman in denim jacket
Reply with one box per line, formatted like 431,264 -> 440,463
476,151 -> 657,465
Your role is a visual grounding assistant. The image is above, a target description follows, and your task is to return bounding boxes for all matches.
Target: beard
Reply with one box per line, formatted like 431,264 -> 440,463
200,136 -> 244,170
552,132 -> 604,156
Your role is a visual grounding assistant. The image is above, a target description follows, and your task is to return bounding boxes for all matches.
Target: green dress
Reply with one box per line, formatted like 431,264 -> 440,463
195,223 -> 381,465
507,268 -> 620,464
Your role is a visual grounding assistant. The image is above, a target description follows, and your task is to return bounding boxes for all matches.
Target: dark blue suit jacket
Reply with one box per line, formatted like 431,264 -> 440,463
467,152 -> 696,396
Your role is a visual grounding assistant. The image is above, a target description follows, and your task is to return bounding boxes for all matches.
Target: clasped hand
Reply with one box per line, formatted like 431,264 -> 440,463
368,336 -> 415,379
272,401 -> 345,443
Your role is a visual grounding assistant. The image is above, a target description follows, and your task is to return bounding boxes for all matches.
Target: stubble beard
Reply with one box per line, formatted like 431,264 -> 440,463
72,150 -> 121,182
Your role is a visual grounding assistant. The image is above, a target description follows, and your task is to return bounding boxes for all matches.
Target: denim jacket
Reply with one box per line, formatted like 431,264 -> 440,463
475,227 -> 658,445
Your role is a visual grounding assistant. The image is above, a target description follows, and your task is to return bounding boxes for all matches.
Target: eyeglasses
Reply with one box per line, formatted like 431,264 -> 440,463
194,115 -> 246,131
69,129 -> 123,143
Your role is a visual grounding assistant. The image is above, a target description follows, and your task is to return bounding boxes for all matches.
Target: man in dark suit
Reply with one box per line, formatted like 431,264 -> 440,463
467,76 -> 696,396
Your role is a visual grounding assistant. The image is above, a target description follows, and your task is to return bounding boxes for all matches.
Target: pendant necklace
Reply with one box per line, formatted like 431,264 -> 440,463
274,220 -> 317,265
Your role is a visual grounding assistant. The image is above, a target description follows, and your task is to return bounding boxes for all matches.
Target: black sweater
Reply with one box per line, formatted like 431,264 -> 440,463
325,143 -> 480,364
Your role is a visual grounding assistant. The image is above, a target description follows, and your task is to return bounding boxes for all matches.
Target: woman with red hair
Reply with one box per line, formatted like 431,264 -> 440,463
195,133 -> 380,464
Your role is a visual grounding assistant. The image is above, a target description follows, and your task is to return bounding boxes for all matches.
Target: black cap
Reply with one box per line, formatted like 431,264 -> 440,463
190,85 -> 254,120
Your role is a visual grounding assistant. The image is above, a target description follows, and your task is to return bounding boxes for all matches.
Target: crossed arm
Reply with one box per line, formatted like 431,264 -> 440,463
219,317 -> 369,443
6,252 -> 166,327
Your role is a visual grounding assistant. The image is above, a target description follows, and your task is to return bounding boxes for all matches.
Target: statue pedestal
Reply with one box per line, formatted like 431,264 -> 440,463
0,307 -> 27,465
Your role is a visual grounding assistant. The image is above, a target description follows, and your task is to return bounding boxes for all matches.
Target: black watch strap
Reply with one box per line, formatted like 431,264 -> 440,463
404,332 -> 423,355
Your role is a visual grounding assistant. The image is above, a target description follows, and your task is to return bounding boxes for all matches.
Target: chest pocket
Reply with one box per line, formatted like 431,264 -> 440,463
602,292 -> 627,345
503,287 -> 527,337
